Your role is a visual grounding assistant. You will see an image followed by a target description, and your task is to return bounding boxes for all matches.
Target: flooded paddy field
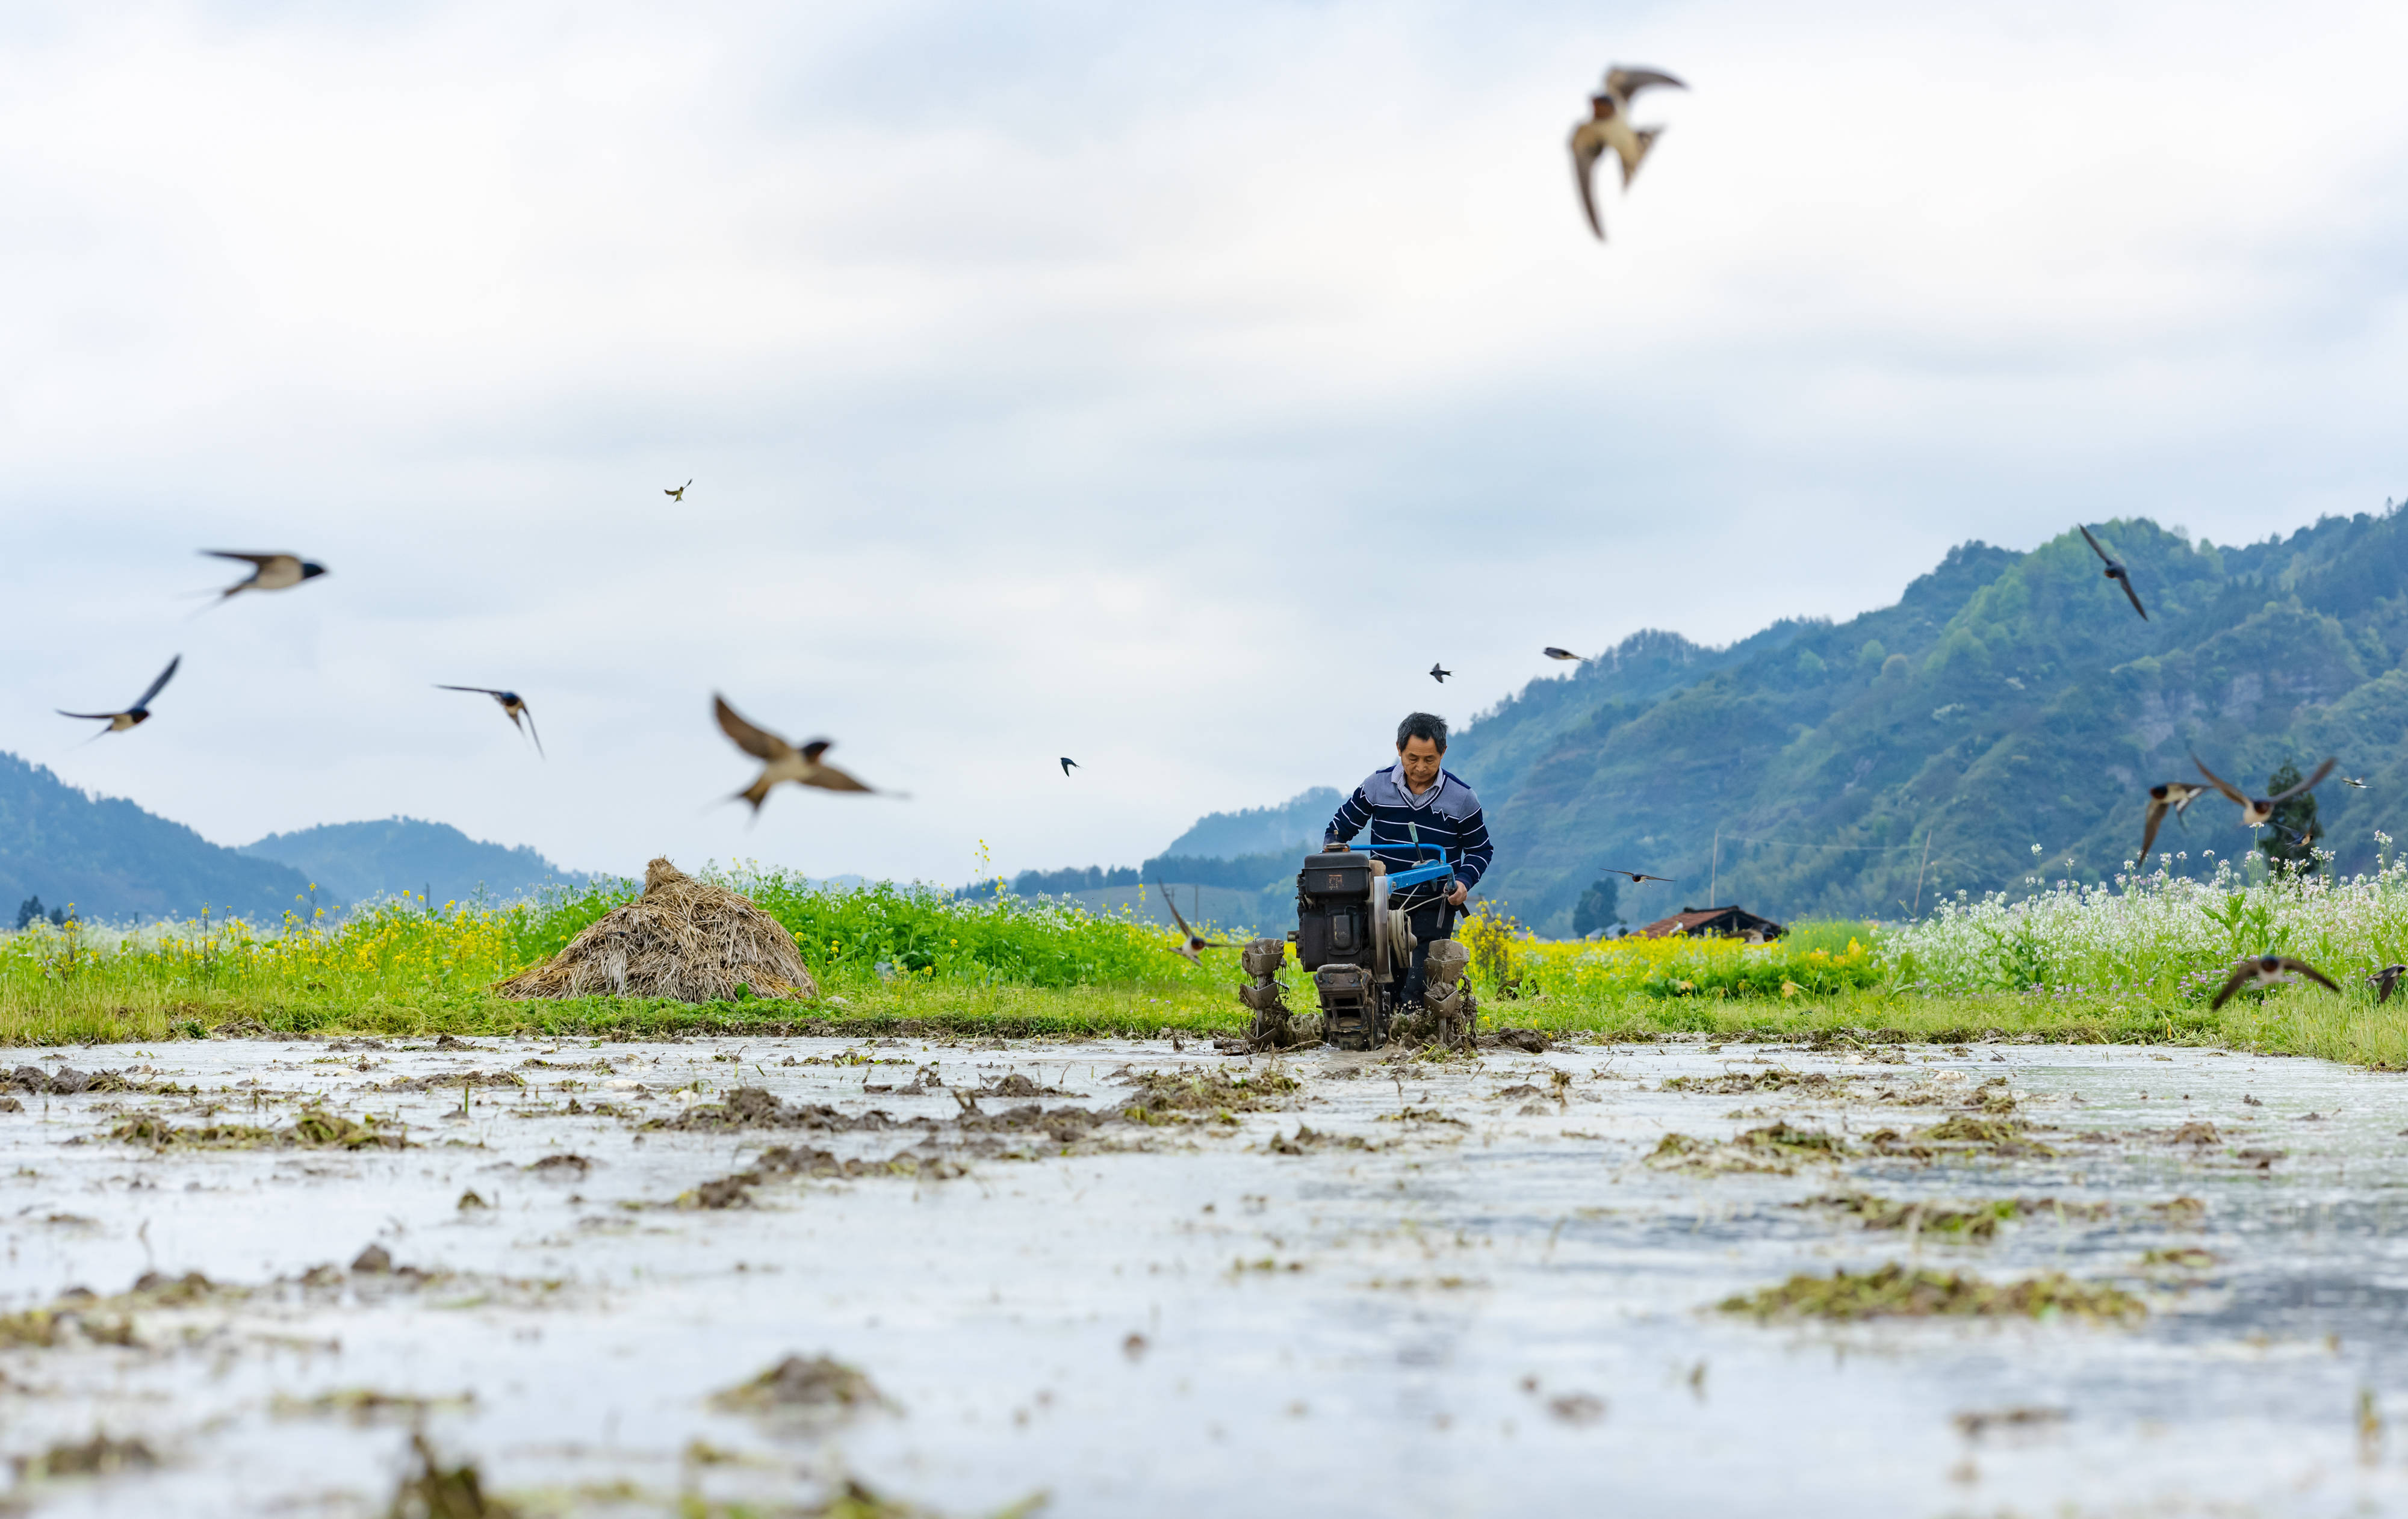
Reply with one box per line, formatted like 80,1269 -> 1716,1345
3,1030 -> 2406,1517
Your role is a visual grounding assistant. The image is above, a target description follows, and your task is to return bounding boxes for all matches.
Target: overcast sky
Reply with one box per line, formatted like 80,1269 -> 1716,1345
3,0 -> 2404,887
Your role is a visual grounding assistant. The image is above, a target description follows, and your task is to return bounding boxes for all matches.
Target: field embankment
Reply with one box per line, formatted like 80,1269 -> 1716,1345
5,861 -> 2408,1066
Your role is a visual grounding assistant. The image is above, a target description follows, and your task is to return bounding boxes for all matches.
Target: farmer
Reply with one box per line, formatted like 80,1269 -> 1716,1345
1322,711 -> 1494,1009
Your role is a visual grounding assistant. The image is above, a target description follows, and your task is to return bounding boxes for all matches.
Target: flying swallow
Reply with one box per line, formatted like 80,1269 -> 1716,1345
713,695 -> 899,814
1158,883 -> 1229,965
1429,663 -> 1451,683
204,551 -> 327,599
2370,965 -> 2407,1006
1596,868 -> 1676,883
2208,954 -> 2340,1011
2077,526 -> 2148,620
58,655 -> 180,734
1543,647 -> 1587,663
1060,757 -> 1078,776
665,480 -> 690,502
2344,776 -> 2369,788
2138,782 -> 2211,868
1568,66 -> 1686,241
436,685 -> 543,757
2192,753 -> 2337,829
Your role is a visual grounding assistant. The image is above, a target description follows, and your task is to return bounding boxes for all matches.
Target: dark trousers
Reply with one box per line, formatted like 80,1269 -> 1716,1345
1397,901 -> 1457,1010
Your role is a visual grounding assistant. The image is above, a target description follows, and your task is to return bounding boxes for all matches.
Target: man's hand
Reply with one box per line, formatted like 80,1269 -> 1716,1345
1447,880 -> 1468,908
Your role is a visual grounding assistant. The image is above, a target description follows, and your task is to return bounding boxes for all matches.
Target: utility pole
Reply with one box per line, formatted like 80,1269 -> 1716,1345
1911,829 -> 1935,917
1709,827 -> 1719,906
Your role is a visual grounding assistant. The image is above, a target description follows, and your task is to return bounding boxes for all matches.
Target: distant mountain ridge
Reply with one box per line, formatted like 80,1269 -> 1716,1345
1125,506 -> 2408,935
1159,787 -> 1342,860
0,752 -> 319,924
240,817 -> 589,908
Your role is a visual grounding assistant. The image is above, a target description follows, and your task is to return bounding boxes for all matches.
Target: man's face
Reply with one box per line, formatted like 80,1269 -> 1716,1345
1398,735 -> 1442,794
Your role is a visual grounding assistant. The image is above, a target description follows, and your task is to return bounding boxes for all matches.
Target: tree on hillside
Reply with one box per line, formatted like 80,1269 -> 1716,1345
1572,875 -> 1622,938
2257,761 -> 2324,876
13,896 -> 40,931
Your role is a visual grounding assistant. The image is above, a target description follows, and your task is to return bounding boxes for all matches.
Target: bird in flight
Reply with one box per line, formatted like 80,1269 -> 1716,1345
1568,65 -> 1686,241
1543,647 -> 1587,662
1158,883 -> 1229,965
665,480 -> 690,502
436,685 -> 543,757
204,551 -> 327,600
713,695 -> 898,814
2370,965 -> 2407,1006
1429,663 -> 1451,684
1060,757 -> 1078,776
2191,753 -> 2336,829
2343,775 -> 2370,788
2209,954 -> 2339,1010
1595,867 -> 1676,883
58,655 -> 180,734
2077,527 -> 2148,620
2137,781 -> 2211,868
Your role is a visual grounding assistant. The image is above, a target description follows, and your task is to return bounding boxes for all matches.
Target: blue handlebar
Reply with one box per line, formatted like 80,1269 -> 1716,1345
1383,847 -> 1454,890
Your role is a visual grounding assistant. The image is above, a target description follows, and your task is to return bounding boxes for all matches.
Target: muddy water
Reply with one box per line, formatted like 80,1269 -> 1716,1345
2,1033 -> 2406,1516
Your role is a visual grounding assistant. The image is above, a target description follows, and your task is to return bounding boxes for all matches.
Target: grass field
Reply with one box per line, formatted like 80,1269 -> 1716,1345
7,861 -> 2408,1067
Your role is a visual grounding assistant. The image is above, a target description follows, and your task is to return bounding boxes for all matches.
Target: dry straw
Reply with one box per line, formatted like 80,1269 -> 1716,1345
495,858 -> 818,1002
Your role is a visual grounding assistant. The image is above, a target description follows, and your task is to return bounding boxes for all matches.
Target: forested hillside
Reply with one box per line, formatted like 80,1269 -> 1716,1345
1460,511 -> 2408,932
240,817 -> 586,908
0,752 -> 321,924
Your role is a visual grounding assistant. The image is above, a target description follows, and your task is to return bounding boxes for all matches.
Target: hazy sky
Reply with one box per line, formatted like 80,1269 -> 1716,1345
4,0 -> 2404,886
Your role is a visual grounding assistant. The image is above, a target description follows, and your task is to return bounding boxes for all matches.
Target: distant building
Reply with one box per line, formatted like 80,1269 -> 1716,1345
1634,905 -> 1787,943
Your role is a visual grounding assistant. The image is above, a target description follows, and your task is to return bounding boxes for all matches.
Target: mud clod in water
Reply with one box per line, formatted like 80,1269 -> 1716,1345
1119,1068 -> 1300,1122
11,1432 -> 157,1482
1719,1263 -> 2146,1324
710,1353 -> 894,1417
386,1432 -> 518,1518
353,1244 -> 395,1275
1798,1193 -> 2110,1240
1649,1124 -> 1848,1175
108,1106 -> 406,1151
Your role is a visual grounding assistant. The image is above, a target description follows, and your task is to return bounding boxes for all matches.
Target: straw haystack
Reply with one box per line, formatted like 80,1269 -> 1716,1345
496,858 -> 818,1002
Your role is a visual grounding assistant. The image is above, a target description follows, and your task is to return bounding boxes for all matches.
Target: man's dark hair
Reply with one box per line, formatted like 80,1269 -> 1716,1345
1395,712 -> 1448,752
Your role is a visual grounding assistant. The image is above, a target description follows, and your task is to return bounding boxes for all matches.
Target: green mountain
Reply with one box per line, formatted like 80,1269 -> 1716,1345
240,817 -> 588,908
1456,510 -> 2408,932
0,752 -> 321,924
1159,788 -> 1342,859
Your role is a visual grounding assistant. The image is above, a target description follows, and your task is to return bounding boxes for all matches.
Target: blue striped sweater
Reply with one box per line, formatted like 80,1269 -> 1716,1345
1323,764 -> 1494,909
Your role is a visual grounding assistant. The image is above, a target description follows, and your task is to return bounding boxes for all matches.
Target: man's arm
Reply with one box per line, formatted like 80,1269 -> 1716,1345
1451,806 -> 1494,893
1323,786 -> 1374,850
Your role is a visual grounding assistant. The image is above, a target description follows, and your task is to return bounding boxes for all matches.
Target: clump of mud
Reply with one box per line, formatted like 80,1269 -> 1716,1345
1863,1115 -> 2058,1160
107,1106 -> 406,1151
4,1065 -> 137,1096
272,1388 -> 477,1426
710,1354 -> 894,1417
1662,1068 -> 1855,1098
1719,1263 -> 2145,1324
11,1432 -> 157,1481
653,1086 -> 912,1133
1648,1123 -> 1848,1175
495,856 -> 817,1003
1119,1068 -> 1299,1123
386,1432 -> 518,1518
1798,1193 -> 2110,1241
1269,1123 -> 1380,1155
678,1144 -> 967,1208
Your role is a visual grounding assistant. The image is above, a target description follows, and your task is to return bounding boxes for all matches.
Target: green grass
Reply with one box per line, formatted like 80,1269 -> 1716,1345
7,866 -> 2408,1067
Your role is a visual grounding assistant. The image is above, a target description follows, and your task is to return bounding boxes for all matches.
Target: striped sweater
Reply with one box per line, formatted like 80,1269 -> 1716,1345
1322,764 -> 1495,909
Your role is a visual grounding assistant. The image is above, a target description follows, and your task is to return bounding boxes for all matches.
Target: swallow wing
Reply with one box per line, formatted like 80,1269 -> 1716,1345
2117,572 -> 2149,620
1156,881 -> 1199,941
2077,525 -> 2113,566
2189,752 -> 2251,807
2207,962 -> 2258,1010
801,760 -> 877,794
2379,969 -> 2403,1006
713,696 -> 795,763
1633,873 -> 1675,883
2268,756 -> 2338,803
520,704 -> 544,759
202,551 -> 279,569
1603,66 -> 1687,99
2274,957 -> 2341,993
55,710 -> 122,720
1569,128 -> 1606,240
2138,794 -> 2170,868
131,655 -> 181,712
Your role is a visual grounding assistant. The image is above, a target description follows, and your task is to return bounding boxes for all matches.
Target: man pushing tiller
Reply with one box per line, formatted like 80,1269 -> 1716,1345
1239,713 -> 1495,1051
